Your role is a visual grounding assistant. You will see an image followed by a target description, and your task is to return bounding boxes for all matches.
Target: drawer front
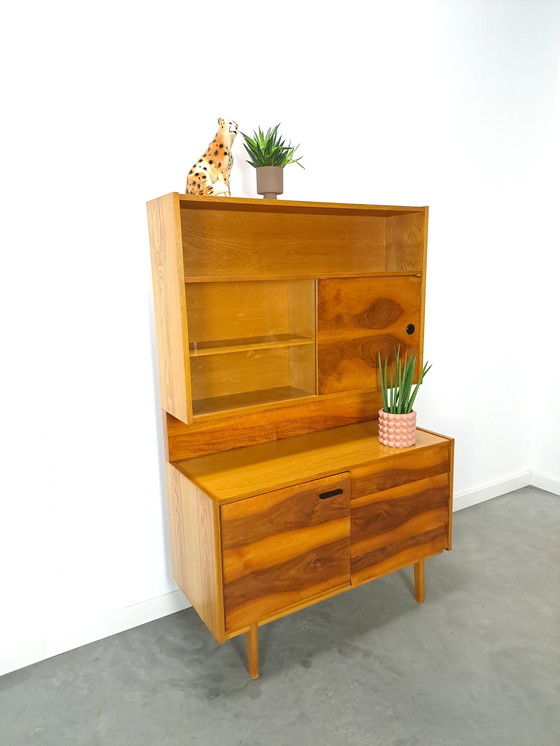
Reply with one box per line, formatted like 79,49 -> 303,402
221,473 -> 350,631
317,276 -> 422,395
351,472 -> 450,585
352,441 -> 450,499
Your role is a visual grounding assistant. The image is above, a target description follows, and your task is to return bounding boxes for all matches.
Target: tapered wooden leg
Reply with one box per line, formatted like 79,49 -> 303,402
414,559 -> 425,603
247,624 -> 259,679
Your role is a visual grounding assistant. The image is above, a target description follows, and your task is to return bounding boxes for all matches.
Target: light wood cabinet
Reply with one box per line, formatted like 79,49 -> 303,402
147,193 -> 453,678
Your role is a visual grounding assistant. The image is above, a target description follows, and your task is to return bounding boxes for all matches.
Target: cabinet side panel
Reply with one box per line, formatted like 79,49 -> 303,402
147,194 -> 192,423
385,211 -> 425,271
165,464 -> 224,641
166,390 -> 383,461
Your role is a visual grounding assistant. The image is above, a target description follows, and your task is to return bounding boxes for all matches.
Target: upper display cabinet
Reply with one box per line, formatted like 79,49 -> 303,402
147,194 -> 428,426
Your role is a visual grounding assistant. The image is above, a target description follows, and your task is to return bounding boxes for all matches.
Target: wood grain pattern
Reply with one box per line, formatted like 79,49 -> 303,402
317,276 -> 422,394
190,344 -> 315,405
221,474 -> 350,630
181,206 -> 387,280
385,211 -> 425,272
147,194 -> 192,423
351,441 -> 450,498
179,193 -> 426,217
174,421 -> 448,503
166,390 -> 384,461
165,465 -> 224,641
192,385 -> 314,418
186,280 -> 315,345
414,559 -> 425,603
247,625 -> 259,679
351,473 -> 450,585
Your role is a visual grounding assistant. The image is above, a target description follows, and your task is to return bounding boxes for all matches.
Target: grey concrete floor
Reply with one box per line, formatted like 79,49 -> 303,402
1,486 -> 559,746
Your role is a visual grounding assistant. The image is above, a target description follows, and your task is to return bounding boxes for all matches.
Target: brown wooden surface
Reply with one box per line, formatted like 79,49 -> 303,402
414,559 -> 425,603
247,624 -> 259,679
317,276 -> 422,394
186,279 -> 315,346
385,211 -> 425,272
182,207 -> 385,280
192,385 -> 314,418
224,582 -> 350,640
350,473 -> 450,585
166,390 -> 384,461
179,193 -> 426,217
189,335 -> 313,356
351,441 -> 450,498
173,421 -> 449,503
190,344 -> 315,407
165,465 -> 224,641
147,194 -> 192,424
221,474 -> 351,631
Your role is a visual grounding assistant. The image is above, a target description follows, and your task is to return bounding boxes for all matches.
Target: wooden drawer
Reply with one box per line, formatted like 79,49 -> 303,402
221,473 -> 351,631
351,441 -> 450,499
317,276 -> 422,395
351,472 -> 451,585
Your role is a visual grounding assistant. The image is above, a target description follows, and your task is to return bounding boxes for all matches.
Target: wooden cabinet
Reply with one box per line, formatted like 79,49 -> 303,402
147,194 -> 453,678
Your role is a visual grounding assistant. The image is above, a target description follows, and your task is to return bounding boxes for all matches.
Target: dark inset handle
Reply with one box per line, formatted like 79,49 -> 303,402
318,488 -> 344,500
406,324 -> 415,335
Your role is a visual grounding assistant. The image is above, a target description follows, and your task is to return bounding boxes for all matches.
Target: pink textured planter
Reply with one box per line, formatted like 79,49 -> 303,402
378,409 -> 417,447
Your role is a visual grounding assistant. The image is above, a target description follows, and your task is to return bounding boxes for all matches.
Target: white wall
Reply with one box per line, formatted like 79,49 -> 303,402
1,0 -> 558,675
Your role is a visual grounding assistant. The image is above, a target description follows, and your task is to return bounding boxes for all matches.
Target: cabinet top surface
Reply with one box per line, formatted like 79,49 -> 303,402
173,422 -> 450,502
149,193 -> 427,217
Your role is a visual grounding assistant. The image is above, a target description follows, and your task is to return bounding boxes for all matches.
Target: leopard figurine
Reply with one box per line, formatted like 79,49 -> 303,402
186,118 -> 238,197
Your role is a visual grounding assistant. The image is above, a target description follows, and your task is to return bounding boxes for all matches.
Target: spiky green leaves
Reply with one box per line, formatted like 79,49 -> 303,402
377,346 -> 432,414
241,124 -> 304,169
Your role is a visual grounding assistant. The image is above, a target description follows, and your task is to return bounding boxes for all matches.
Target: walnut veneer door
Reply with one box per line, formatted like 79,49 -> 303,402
350,443 -> 452,585
221,473 -> 351,631
317,276 -> 422,395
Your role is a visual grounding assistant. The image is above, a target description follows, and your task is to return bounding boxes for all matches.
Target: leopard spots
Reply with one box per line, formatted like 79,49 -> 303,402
186,118 -> 239,196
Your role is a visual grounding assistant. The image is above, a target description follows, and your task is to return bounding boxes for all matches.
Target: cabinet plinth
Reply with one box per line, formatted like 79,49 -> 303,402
147,194 -> 453,678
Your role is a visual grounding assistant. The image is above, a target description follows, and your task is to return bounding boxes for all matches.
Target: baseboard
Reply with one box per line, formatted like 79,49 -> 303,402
0,590 -> 190,678
452,470 -> 532,512
2,469 -> 558,678
530,470 -> 560,496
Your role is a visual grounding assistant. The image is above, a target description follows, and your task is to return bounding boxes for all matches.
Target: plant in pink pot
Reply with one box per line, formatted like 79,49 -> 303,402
377,347 -> 431,447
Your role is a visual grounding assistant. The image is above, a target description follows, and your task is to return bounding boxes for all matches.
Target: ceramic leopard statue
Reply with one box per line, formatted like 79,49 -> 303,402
186,118 -> 238,197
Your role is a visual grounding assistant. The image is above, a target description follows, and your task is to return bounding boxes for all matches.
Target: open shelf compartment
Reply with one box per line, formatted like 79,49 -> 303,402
187,279 -> 316,416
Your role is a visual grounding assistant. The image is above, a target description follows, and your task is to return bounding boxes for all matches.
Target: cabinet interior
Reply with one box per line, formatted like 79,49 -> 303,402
181,203 -> 425,280
187,279 -> 316,416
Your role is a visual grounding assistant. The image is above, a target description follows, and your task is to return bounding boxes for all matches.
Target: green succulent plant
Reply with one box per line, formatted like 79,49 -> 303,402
378,346 -> 431,414
241,124 -> 304,169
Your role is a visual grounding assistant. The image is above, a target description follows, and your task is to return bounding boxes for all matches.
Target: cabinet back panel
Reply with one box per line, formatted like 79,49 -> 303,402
187,280 -> 314,343
181,208 -> 386,279
191,344 -> 315,401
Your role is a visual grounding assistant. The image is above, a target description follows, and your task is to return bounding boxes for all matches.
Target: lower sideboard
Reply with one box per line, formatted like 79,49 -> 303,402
166,420 -> 454,678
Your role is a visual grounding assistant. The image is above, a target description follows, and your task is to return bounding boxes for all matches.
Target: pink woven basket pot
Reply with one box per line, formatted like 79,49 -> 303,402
378,409 -> 417,447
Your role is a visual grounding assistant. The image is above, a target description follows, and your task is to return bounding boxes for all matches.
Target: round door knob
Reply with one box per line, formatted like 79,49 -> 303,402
406,324 -> 415,335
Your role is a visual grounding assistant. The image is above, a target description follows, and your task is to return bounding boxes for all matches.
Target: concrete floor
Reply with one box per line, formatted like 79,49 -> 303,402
1,486 -> 559,746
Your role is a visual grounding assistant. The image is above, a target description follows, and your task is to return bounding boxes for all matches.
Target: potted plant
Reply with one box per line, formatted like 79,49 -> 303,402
377,347 -> 432,447
241,123 -> 304,199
